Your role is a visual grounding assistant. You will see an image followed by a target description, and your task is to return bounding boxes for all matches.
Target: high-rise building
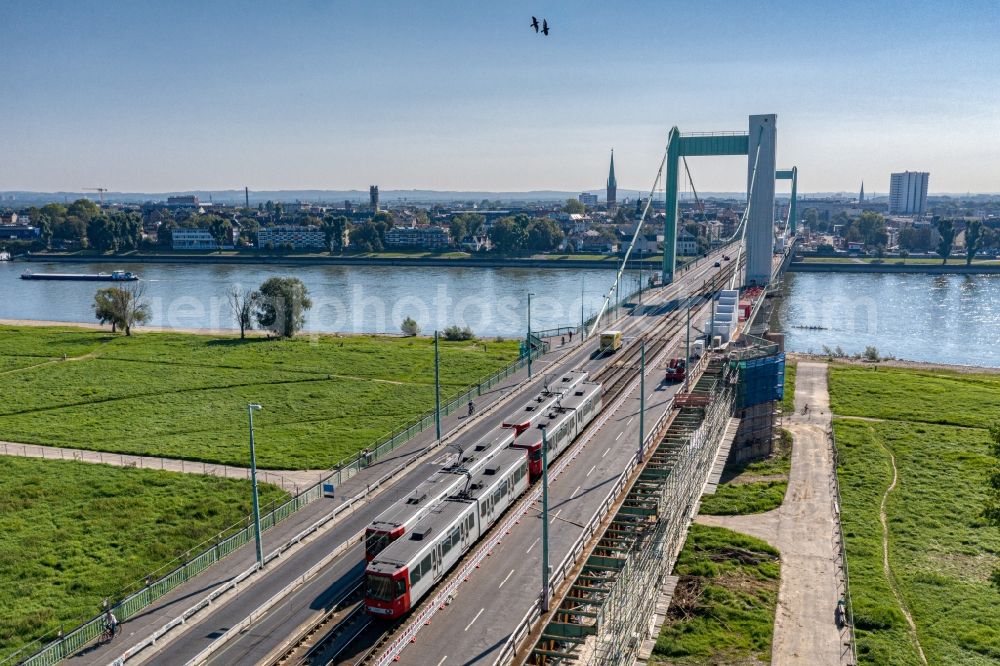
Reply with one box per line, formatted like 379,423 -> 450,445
369,185 -> 380,212
578,192 -> 598,206
606,150 -> 617,212
889,171 -> 929,215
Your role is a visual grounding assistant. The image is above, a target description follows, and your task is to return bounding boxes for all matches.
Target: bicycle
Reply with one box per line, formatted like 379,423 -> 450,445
100,623 -> 120,644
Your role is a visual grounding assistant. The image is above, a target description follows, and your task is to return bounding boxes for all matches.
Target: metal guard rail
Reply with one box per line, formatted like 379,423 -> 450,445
5,346 -> 545,666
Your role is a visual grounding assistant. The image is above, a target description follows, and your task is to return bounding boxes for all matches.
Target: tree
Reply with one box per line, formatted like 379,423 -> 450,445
350,221 -> 383,252
92,283 -> 150,336
255,277 -> 312,337
93,287 -> 120,333
67,198 -> 101,223
207,216 -> 233,249
443,325 -> 474,341
899,226 -> 932,253
449,216 -> 468,244
227,286 -> 260,339
563,198 -> 585,215
804,208 -> 819,230
935,218 -> 956,264
86,215 -> 116,252
965,220 -> 983,266
400,316 -> 420,337
525,218 -> 564,252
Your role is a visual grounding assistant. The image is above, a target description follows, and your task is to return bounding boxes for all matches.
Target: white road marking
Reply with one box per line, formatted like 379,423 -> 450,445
571,485 -> 581,498
550,509 -> 563,524
436,658 -> 448,666
587,465 -> 596,477
527,537 -> 540,553
465,608 -> 485,631
627,418 -> 634,426
602,447 -> 610,458
499,569 -> 515,588
615,432 -> 622,441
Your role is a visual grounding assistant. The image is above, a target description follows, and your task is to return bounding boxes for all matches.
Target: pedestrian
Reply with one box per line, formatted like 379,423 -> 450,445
561,336 -> 565,346
569,330 -> 573,342
468,400 -> 475,417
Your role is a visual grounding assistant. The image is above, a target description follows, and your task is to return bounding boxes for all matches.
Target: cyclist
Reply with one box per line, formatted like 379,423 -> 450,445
467,401 -> 475,417
103,609 -> 119,640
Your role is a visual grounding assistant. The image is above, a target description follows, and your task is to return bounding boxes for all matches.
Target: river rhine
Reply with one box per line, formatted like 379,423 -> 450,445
0,261 -> 630,337
776,271 -> 1000,367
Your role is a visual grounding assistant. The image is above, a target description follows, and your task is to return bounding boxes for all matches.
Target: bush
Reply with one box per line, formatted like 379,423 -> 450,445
400,316 -> 420,337
443,325 -> 475,341
863,346 -> 880,362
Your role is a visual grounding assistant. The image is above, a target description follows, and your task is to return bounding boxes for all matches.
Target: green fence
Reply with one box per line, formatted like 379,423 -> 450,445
4,346 -> 544,666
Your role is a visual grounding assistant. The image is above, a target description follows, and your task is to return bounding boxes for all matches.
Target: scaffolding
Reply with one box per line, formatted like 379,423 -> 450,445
527,359 -> 737,665
728,343 -> 784,462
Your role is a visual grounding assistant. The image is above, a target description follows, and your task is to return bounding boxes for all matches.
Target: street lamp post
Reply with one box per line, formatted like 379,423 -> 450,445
434,330 -> 441,440
541,427 -> 550,611
247,403 -> 264,569
639,340 -> 645,457
527,292 -> 534,378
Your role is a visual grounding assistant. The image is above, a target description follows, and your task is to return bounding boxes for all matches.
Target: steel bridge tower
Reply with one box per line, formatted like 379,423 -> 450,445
662,113 -> 778,287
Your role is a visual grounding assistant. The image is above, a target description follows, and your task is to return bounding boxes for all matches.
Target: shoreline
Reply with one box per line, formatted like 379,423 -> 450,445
789,261 -> 1000,275
14,252 -> 665,271
785,351 -> 1000,374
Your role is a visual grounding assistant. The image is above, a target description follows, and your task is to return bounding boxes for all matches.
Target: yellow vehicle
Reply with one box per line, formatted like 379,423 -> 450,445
599,330 -> 623,353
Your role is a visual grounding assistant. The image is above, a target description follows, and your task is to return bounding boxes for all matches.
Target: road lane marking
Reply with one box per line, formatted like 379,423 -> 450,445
627,418 -> 634,426
571,485 -> 581,498
436,658 -> 448,666
550,509 -> 563,524
499,569 -> 515,588
587,465 -> 596,477
615,432 -> 622,441
602,447 -> 610,458
465,607 -> 485,631
527,537 -> 539,553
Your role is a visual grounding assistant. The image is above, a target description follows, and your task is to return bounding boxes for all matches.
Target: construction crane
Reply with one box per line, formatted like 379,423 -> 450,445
84,187 -> 109,205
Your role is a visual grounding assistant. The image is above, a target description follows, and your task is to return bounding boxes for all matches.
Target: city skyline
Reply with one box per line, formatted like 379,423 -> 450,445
1,1 -> 998,194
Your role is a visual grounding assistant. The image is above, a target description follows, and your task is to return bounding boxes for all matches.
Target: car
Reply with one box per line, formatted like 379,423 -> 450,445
723,254 -> 731,261
713,261 -> 722,267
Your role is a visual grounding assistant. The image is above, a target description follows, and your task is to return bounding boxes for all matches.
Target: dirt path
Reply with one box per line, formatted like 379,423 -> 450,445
697,361 -> 849,665
876,439 -> 928,666
0,440 -> 323,493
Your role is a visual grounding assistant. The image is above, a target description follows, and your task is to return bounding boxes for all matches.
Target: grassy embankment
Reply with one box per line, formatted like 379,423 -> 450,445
0,457 -> 286,656
830,365 -> 1000,664
0,325 -> 520,469
650,525 -> 781,664
699,363 -> 796,516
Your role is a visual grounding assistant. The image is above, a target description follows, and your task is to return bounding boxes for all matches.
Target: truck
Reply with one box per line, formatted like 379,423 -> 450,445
599,330 -> 623,354
665,357 -> 686,382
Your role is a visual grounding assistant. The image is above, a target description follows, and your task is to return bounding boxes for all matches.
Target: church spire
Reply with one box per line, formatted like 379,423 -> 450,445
606,149 -> 617,211
859,181 -> 865,203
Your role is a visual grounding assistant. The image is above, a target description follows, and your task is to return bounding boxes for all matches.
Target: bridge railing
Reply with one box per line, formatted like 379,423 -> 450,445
2,345 -> 546,666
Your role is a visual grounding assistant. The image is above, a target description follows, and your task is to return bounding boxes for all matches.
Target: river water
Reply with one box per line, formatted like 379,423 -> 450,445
0,261 -> 634,337
776,271 -> 1000,367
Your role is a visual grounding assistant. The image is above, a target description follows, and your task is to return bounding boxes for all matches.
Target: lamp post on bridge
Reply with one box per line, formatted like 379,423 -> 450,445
247,403 -> 264,569
527,292 -> 534,379
434,330 -> 441,441
541,426 -> 550,612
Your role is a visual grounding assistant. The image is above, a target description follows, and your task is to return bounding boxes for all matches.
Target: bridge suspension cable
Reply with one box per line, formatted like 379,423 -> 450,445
586,137 -> 670,339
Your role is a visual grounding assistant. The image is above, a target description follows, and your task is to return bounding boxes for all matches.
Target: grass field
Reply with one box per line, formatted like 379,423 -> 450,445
651,524 -> 781,665
783,361 -> 796,413
0,326 -> 520,469
832,365 -> 1000,664
699,429 -> 792,516
0,457 -> 286,656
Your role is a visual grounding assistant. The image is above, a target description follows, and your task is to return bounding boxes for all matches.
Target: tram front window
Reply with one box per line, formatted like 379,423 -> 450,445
366,573 -> 405,601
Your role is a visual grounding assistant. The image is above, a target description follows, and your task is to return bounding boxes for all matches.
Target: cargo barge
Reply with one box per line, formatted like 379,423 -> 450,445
20,270 -> 139,282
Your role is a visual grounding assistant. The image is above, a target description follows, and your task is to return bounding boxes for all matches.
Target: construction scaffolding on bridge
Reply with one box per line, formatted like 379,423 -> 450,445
728,337 -> 785,462
527,357 -> 737,665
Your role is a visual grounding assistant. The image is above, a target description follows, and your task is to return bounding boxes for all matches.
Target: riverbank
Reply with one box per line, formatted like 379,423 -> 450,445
789,260 -> 1000,274
19,250 -> 668,271
786,352 -> 1000,375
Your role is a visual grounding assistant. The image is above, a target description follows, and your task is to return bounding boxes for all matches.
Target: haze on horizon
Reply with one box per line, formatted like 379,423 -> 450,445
1,0 -> 997,196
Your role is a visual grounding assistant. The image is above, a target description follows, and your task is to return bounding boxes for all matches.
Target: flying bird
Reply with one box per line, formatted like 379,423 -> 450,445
531,16 -> 540,32
542,19 -> 549,35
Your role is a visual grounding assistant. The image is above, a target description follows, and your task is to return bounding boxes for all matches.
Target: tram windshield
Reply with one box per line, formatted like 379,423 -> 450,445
366,572 -> 405,601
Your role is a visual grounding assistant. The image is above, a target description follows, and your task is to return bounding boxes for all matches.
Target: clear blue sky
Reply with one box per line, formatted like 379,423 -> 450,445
1,0 -> 997,194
